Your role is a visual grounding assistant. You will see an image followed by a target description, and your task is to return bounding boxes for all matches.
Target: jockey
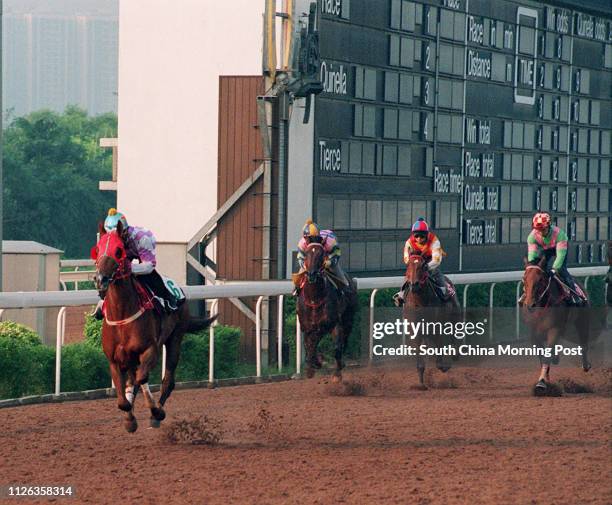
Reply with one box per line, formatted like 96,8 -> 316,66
293,219 -> 350,294
527,212 -> 586,305
92,208 -> 181,319
394,217 -> 447,306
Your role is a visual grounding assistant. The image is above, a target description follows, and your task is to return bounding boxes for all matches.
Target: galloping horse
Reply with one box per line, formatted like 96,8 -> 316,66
93,222 -> 216,432
402,253 -> 460,388
521,256 -> 591,394
296,242 -> 358,381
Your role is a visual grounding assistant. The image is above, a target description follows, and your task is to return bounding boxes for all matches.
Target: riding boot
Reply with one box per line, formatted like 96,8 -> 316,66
91,300 -> 104,320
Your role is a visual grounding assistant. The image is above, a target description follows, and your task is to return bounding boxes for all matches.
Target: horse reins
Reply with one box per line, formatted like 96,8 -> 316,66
524,265 -> 553,306
96,235 -> 144,325
303,242 -> 327,309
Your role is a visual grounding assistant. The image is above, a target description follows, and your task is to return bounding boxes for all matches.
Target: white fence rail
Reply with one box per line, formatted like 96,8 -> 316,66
0,266 -> 607,396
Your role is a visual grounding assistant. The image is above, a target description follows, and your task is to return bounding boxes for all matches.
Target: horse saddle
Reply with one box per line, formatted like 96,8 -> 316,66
553,277 -> 587,305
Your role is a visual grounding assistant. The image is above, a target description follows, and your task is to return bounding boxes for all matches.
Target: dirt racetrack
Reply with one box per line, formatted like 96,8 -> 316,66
1,363 -> 610,505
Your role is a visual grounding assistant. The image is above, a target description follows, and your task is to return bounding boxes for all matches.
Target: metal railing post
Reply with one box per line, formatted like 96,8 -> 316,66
515,281 -> 523,341
209,299 -> 219,387
295,315 -> 302,377
489,283 -> 496,342
255,296 -> 263,380
584,276 -> 590,293
55,307 -> 66,395
462,284 -> 470,320
277,295 -> 284,373
368,289 -> 378,365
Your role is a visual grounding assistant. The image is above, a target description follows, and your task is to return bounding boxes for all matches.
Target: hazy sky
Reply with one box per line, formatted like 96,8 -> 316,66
3,0 -> 117,16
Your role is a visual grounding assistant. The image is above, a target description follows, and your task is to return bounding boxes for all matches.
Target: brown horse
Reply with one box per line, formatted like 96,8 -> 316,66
402,253 -> 460,388
296,243 -> 358,381
521,256 -> 591,394
93,222 -> 215,432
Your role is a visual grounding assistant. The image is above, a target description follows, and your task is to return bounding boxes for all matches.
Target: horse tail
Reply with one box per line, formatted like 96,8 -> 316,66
114,344 -> 128,364
186,315 -> 218,334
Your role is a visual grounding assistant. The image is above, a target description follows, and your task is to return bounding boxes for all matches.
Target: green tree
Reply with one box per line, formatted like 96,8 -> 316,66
3,106 -> 116,257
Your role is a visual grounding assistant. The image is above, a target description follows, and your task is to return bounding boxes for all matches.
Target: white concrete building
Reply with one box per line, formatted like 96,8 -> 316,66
117,0 -> 263,283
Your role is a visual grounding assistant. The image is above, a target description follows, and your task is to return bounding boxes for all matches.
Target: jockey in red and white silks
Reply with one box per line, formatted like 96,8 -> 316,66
395,217 -> 448,305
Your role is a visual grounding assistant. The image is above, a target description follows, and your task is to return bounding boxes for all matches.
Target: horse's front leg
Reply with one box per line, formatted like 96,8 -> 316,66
331,325 -> 346,383
109,362 -> 138,433
304,331 -> 320,379
536,326 -> 560,391
136,345 -> 165,427
415,336 -> 427,390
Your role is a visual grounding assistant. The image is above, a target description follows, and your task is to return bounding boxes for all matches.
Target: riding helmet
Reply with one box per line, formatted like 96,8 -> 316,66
104,208 -> 128,232
302,219 -> 320,238
411,217 -> 429,234
532,212 -> 551,230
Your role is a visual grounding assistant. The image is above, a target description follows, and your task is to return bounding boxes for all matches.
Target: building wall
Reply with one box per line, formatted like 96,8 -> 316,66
216,76 -> 264,358
2,252 -> 60,344
286,97 -> 315,275
117,0 -> 263,285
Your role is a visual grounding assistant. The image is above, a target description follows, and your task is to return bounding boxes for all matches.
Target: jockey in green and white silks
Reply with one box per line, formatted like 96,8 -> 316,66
527,212 -> 586,304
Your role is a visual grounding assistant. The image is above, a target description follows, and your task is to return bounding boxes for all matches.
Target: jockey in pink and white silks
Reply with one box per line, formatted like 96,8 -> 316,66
293,219 -> 350,295
93,209 -> 181,319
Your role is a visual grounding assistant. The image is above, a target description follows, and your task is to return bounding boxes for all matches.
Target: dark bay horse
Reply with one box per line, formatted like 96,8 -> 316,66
93,222 -> 215,432
521,256 -> 592,394
402,253 -> 460,388
296,243 -> 358,381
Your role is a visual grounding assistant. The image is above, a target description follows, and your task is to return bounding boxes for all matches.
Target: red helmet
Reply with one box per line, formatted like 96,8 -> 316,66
532,212 -> 551,230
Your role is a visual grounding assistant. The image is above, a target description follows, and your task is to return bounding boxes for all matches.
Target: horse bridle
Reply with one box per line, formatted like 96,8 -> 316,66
302,242 -> 328,308
95,237 -> 131,290
523,264 -> 552,306
404,255 -> 429,293
305,243 -> 325,281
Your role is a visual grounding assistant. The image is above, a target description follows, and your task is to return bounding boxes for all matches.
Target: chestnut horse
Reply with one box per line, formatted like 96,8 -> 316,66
402,253 -> 460,388
296,243 -> 358,381
93,222 -> 216,432
521,256 -> 591,394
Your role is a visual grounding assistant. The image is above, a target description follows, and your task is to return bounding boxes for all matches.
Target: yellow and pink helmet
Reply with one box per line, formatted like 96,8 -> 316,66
302,219 -> 320,238
532,212 -> 551,231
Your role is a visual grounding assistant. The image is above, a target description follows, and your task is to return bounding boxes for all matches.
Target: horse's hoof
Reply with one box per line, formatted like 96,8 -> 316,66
582,361 -> 592,372
124,418 -> 138,433
306,368 -> 315,379
151,407 -> 166,421
331,373 -> 342,384
437,364 -> 451,373
533,380 -> 547,396
410,384 -> 428,391
150,418 -> 161,429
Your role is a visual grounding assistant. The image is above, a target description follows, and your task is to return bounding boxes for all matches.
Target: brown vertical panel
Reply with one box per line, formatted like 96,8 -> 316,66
216,76 -> 265,359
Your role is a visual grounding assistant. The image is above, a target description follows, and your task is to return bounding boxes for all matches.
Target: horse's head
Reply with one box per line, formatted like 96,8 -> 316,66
404,253 -> 428,293
304,242 -> 325,284
522,255 -> 550,310
91,221 -> 130,295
